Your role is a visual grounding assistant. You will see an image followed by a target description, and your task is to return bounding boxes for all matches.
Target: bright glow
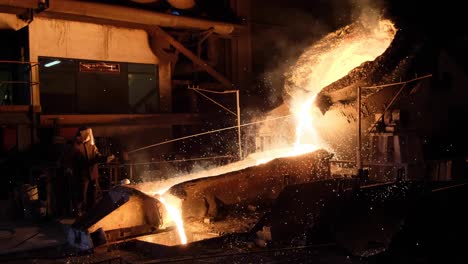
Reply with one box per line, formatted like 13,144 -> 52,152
157,194 -> 187,245
135,19 -> 396,195
260,18 -> 397,157
254,144 -> 319,165
136,17 -> 396,246
292,95 -> 321,151
44,60 -> 61,67
286,19 -> 396,95
288,19 -> 395,155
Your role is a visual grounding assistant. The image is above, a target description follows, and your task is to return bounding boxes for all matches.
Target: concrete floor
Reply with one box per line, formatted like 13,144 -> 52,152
0,216 -> 358,264
0,218 -> 72,262
3,180 -> 468,263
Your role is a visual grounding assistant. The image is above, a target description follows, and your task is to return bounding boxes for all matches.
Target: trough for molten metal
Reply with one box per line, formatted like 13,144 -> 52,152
66,149 -> 333,248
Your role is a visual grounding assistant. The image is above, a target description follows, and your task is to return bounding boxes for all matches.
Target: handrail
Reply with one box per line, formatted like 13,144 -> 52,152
0,60 -> 40,67
0,60 -> 40,106
365,74 -> 433,134
0,81 -> 39,85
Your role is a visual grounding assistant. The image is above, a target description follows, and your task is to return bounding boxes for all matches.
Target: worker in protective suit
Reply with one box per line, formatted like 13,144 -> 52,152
65,126 -> 114,216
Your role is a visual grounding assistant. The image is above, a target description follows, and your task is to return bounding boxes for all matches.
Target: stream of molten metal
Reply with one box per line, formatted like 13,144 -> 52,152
158,195 -> 187,244
151,18 -> 396,245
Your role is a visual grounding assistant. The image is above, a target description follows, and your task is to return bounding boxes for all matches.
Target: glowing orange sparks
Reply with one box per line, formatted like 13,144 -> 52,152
293,95 -> 320,152
140,18 -> 397,246
285,18 -> 396,157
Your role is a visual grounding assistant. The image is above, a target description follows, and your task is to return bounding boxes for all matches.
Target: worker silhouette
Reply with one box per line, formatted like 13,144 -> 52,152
64,126 -> 114,217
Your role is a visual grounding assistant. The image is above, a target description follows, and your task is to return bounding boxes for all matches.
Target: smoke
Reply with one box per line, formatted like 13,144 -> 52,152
131,147 -> 281,195
248,0 -> 396,158
132,159 -> 223,194
350,0 -> 387,20
252,0 -> 391,112
283,19 -> 395,102
250,1 -> 354,113
132,0 -> 395,187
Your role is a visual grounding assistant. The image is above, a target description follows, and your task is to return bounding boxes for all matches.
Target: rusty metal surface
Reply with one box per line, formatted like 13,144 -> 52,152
73,150 -> 334,247
264,178 -> 356,243
168,150 -> 333,221
73,186 -> 164,235
314,26 -> 432,115
257,179 -> 468,261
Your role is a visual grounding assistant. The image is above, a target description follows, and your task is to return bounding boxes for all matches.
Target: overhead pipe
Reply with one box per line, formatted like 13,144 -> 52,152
36,0 -> 236,35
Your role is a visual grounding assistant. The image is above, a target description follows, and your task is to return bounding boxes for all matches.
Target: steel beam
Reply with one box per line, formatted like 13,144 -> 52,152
169,149 -> 334,220
39,0 -> 237,35
149,26 -> 235,89
39,113 -> 204,127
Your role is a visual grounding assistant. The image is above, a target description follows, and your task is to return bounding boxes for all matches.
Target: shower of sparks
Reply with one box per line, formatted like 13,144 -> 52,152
138,18 -> 396,246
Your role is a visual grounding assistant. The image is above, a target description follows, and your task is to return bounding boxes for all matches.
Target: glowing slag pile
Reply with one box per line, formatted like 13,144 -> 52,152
140,17 -> 396,245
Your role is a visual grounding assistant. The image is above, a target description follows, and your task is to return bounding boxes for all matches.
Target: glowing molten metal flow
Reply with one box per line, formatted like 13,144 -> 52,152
293,95 -> 320,152
158,194 -> 187,244
142,18 -> 396,246
284,18 -> 396,156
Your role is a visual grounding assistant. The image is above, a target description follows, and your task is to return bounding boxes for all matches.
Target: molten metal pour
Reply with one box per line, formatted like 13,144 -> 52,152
157,194 -> 187,244
143,18 -> 396,245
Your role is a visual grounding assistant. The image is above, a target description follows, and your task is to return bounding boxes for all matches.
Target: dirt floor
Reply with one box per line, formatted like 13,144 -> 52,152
0,213 -> 359,264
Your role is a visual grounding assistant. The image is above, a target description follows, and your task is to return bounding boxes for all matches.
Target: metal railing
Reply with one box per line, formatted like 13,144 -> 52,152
98,154 -> 235,188
330,159 -> 408,182
0,60 -> 39,106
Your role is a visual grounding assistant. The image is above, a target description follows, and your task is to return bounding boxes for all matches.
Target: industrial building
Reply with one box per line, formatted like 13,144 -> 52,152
0,0 -> 467,263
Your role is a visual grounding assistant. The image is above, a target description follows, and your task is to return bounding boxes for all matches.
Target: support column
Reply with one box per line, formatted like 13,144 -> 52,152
230,0 -> 252,90
356,86 -> 362,171
28,54 -> 40,146
29,54 -> 41,108
236,90 -> 242,159
17,124 -> 31,151
158,61 -> 172,112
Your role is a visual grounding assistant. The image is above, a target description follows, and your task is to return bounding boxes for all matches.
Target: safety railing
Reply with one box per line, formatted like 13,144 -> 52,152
330,159 -> 408,182
0,60 -> 39,106
98,154 -> 235,189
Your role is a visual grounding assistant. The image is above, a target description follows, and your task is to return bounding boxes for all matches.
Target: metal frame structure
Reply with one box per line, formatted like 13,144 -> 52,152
354,74 -> 433,180
188,85 -> 242,159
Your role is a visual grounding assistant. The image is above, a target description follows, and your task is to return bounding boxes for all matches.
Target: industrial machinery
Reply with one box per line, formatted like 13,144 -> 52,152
67,149 -> 334,248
